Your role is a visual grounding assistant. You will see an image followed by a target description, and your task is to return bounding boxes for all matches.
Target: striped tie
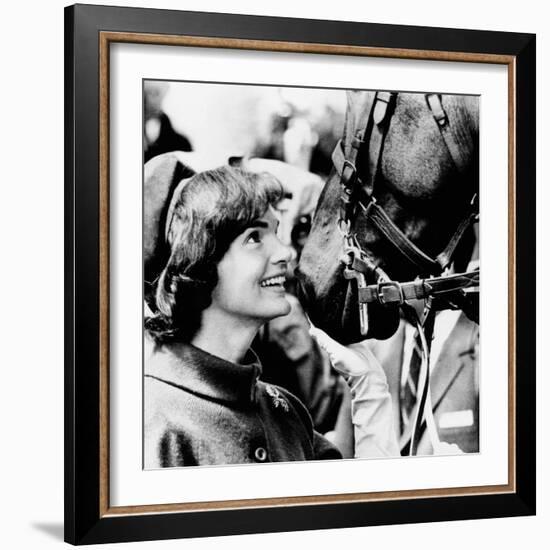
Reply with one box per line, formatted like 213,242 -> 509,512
400,312 -> 435,433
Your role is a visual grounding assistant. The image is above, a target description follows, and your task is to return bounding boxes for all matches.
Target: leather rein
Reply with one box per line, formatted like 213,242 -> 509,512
331,91 -> 479,455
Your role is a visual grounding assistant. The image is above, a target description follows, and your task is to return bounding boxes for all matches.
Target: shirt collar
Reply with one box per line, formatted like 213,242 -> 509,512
145,341 -> 262,405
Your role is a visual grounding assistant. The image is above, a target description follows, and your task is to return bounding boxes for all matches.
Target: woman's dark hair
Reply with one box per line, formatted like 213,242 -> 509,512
145,165 -> 283,343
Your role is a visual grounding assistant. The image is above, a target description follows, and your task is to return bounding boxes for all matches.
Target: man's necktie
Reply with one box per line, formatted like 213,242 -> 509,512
400,311 -> 436,433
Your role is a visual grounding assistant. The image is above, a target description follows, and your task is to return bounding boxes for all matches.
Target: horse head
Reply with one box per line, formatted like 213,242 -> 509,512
297,90 -> 479,344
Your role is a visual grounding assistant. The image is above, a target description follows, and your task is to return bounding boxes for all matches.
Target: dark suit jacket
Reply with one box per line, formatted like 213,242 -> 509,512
368,312 -> 479,455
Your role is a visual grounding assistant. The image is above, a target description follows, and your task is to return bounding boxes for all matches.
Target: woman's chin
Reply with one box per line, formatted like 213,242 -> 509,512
267,296 -> 292,320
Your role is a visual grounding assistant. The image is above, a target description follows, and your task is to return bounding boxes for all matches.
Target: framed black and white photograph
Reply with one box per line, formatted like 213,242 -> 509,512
65,4 -> 536,545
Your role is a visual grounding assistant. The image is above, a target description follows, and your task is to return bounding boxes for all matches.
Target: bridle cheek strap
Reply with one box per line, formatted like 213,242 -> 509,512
360,198 -> 441,274
333,139 -> 478,276
426,93 -> 474,176
332,89 -> 479,282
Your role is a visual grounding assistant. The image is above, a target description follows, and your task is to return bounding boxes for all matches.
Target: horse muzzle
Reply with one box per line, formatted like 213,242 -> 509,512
295,263 -> 400,344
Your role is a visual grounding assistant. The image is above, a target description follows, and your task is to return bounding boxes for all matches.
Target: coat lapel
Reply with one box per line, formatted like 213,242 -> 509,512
398,312 -> 477,451
430,313 -> 477,411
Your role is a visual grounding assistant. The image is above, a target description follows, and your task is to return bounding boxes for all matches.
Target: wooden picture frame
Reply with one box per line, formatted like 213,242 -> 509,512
65,3 -> 535,544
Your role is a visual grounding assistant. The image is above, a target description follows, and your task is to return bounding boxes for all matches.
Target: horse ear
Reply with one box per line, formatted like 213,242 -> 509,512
144,152 -> 196,310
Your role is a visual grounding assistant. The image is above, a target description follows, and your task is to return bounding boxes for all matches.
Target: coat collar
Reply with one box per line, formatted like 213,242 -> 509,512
145,341 -> 262,405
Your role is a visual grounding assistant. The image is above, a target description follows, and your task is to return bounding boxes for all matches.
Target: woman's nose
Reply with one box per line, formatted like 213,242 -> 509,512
272,238 -> 295,264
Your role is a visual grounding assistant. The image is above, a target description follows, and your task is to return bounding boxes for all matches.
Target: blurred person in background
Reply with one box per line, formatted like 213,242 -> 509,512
253,90 -> 343,179
366,227 -> 480,456
144,81 -> 193,163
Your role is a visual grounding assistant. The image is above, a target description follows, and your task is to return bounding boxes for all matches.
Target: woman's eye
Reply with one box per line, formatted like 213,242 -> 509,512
245,231 -> 262,244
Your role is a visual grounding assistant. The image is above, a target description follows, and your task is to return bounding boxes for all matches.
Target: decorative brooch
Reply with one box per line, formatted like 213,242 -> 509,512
265,385 -> 289,412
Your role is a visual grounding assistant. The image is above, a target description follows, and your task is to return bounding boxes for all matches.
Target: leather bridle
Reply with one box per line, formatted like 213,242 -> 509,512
332,91 -> 479,333
331,91 -> 479,455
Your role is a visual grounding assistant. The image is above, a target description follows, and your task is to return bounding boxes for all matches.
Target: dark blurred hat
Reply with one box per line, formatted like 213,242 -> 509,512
144,152 -> 196,310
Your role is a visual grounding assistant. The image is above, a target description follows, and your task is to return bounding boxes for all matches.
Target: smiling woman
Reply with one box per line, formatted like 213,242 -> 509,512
143,164 -> 343,467
146,166 -> 285,344
207,207 -> 293,348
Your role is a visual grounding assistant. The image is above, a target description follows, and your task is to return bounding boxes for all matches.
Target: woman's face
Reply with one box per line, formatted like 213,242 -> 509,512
210,207 -> 293,324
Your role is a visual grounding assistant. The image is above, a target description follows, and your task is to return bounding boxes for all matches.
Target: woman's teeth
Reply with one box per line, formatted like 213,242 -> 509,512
260,276 -> 285,288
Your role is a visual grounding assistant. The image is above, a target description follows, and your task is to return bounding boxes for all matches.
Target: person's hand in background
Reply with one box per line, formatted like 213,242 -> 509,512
309,325 -> 400,458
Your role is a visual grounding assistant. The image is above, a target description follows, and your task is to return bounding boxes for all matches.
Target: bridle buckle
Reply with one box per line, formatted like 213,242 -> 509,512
341,160 -> 357,186
377,280 -> 404,305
